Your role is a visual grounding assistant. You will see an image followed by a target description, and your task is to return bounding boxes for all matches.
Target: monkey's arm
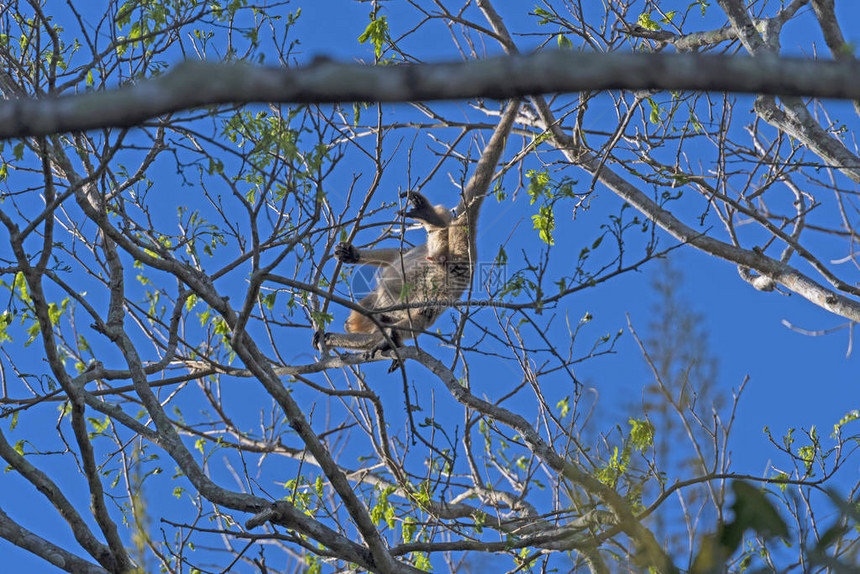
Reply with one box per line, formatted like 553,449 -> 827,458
334,242 -> 402,267
455,99 -> 521,223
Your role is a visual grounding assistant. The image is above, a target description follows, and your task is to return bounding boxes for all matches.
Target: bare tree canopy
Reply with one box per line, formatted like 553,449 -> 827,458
0,0 -> 859,573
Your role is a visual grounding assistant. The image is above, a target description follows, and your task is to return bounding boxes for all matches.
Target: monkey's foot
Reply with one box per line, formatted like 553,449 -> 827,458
362,329 -> 403,361
334,242 -> 360,264
362,344 -> 387,361
312,330 -> 328,351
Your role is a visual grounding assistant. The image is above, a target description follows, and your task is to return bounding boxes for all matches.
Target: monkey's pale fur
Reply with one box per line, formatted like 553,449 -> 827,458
316,100 -> 520,355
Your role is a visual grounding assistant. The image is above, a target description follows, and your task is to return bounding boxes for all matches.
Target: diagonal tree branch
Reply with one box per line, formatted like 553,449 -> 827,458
0,425 -> 115,570
0,506 -> 110,574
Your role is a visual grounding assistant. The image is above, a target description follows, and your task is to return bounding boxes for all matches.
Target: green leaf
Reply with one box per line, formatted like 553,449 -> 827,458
629,418 -> 655,451
412,552 -> 430,571
402,516 -> 416,543
770,471 -> 790,492
526,169 -> 549,203
116,1 -> 135,28
531,205 -> 555,245
719,480 -> 789,552
261,292 -> 277,310
25,321 -> 40,346
595,446 -> 627,487
310,310 -> 333,329
533,7 -> 553,25
637,11 -> 661,31
358,13 -> 389,59
88,416 -> 110,434
212,316 -> 230,336
646,97 -> 661,125
556,396 -> 570,418
693,480 -> 789,573
47,298 -> 68,326
833,409 -> 859,436
13,271 -> 29,303
0,311 -> 12,342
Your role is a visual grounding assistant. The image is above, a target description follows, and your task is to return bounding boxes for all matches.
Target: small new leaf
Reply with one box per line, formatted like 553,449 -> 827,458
637,11 -> 661,31
358,14 -> 389,59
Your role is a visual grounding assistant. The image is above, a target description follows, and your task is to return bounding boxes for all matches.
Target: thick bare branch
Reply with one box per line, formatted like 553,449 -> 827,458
3,52 -> 860,138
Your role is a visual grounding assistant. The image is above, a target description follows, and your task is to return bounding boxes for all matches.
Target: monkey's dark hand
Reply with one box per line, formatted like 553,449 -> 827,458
400,191 -> 433,220
400,191 -> 449,227
334,242 -> 360,264
401,190 -> 428,208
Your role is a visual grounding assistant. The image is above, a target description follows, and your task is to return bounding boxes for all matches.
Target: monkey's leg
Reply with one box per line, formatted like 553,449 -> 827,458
313,330 -> 382,351
313,328 -> 403,369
